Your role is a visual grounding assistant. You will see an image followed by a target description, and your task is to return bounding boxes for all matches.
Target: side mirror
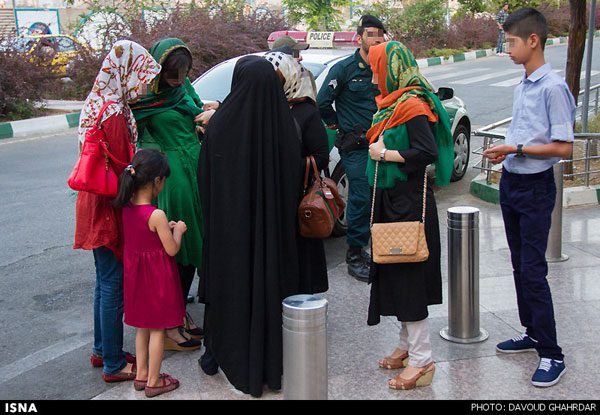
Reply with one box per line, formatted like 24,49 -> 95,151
436,87 -> 454,101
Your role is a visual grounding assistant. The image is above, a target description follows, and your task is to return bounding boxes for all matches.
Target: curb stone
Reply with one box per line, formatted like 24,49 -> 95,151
417,31 -> 600,69
417,49 -> 495,69
0,112 -> 80,140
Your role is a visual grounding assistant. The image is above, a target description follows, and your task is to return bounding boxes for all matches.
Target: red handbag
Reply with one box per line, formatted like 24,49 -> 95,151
67,101 -> 134,197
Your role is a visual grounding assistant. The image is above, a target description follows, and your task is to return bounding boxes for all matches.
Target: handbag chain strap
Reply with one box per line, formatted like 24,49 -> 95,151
369,127 -> 428,228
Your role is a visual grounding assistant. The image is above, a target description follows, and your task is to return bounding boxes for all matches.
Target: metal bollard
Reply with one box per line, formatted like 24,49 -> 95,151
440,207 -> 489,344
282,294 -> 328,400
546,163 -> 569,262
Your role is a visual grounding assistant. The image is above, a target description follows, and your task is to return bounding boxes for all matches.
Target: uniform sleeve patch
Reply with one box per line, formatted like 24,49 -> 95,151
328,79 -> 338,89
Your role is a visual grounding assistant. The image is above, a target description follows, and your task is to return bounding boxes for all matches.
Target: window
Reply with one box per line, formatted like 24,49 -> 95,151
193,59 -> 325,102
56,37 -> 76,53
302,62 -> 325,79
192,59 -> 237,102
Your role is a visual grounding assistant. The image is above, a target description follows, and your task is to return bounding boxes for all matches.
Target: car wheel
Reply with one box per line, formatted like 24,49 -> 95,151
451,123 -> 470,182
330,162 -> 348,237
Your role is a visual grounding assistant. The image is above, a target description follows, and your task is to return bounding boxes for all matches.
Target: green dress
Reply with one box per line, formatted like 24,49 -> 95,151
132,38 -> 204,268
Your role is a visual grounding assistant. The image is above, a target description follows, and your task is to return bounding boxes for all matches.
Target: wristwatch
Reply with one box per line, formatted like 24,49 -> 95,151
516,144 -> 525,158
379,148 -> 387,162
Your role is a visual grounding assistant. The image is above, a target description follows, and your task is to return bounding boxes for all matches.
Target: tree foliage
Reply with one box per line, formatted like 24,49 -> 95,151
362,0 -> 447,40
458,0 -> 487,14
457,0 -> 564,14
1,0 -> 286,113
282,0 -> 350,31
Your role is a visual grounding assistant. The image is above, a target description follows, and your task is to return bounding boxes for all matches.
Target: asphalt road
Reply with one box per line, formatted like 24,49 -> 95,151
0,39 -> 597,399
422,38 -> 600,127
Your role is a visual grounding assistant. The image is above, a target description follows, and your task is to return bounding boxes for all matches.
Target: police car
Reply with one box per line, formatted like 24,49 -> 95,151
192,31 -> 471,236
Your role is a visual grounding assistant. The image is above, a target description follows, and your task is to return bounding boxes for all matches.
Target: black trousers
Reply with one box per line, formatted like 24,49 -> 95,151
499,167 -> 563,360
177,263 -> 196,308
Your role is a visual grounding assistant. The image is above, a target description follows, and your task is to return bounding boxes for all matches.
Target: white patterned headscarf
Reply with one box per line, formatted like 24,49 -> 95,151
263,51 -> 317,103
77,40 -> 161,144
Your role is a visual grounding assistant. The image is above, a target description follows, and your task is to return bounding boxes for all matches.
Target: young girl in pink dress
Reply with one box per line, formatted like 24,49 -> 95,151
114,149 -> 187,398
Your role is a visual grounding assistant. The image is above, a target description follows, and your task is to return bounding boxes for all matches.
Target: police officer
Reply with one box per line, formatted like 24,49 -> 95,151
317,15 -> 385,282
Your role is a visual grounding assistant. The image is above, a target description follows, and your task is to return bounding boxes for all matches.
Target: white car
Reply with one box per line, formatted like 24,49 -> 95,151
192,48 -> 471,236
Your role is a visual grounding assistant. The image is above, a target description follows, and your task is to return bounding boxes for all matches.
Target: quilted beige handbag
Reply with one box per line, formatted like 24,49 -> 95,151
370,160 -> 429,264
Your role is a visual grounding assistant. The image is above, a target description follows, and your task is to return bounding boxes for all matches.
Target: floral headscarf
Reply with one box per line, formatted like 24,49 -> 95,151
263,51 -> 317,103
366,41 -> 454,187
77,40 -> 161,144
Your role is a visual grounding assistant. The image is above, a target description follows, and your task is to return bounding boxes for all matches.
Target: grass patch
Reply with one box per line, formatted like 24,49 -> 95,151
425,47 -> 467,59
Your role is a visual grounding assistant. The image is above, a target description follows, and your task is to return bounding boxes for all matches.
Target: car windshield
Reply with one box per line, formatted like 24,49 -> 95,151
193,59 -> 326,102
10,38 -> 36,52
193,59 -> 236,102
302,62 -> 325,79
56,37 -> 76,52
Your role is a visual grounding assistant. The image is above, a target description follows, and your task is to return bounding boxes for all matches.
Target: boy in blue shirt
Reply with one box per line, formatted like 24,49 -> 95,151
483,8 -> 575,388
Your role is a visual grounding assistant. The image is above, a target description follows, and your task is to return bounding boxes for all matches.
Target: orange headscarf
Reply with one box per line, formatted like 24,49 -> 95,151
366,42 -> 438,144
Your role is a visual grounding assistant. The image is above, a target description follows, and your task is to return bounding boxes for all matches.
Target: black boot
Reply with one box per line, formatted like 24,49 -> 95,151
346,247 -> 370,282
361,249 -> 371,265
199,347 -> 219,376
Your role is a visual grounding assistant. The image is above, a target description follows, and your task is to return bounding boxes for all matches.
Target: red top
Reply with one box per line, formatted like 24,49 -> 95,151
73,112 -> 132,261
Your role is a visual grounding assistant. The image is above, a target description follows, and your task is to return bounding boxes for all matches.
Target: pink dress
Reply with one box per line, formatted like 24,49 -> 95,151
123,204 -> 184,329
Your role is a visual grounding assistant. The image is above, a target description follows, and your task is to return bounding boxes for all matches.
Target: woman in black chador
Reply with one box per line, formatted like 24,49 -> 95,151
197,56 -> 301,398
263,50 -> 329,294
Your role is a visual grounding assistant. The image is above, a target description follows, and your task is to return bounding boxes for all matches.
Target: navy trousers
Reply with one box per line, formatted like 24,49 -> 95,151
340,148 -> 371,248
499,167 -> 564,360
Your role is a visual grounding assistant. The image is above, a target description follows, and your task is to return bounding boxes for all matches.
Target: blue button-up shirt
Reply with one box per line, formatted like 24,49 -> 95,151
503,63 -> 576,174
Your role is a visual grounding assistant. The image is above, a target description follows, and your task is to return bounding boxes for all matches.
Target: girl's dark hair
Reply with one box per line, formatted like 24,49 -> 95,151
113,149 -> 170,208
159,48 -> 193,90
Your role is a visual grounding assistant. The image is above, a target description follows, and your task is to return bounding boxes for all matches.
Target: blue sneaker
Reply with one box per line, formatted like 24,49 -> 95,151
496,333 -> 537,353
531,358 -> 566,387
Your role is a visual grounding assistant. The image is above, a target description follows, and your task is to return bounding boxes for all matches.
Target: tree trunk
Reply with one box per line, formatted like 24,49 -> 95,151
566,0 -> 587,103
564,0 -> 587,177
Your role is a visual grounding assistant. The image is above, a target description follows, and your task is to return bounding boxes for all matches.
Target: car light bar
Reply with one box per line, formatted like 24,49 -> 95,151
267,31 -> 359,49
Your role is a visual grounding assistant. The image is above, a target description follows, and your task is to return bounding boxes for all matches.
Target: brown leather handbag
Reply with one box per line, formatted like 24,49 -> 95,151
370,160 -> 429,264
298,156 -> 345,239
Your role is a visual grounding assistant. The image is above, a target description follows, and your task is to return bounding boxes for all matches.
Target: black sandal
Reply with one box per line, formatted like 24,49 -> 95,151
184,312 -> 204,339
164,326 -> 202,351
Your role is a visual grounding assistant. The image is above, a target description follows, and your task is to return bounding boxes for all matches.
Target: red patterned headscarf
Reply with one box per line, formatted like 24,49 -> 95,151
77,40 -> 161,144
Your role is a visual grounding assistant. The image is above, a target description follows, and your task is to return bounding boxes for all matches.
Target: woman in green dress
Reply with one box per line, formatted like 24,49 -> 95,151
132,38 -> 205,351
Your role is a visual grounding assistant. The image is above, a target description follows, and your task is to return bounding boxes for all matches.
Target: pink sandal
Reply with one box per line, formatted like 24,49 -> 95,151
144,374 -> 180,398
133,373 -> 169,391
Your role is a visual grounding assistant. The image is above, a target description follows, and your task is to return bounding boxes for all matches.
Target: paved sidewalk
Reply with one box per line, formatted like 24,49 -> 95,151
94,190 -> 600,400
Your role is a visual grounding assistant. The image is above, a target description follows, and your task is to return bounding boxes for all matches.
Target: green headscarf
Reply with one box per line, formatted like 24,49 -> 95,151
367,41 -> 454,188
131,38 -> 203,121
